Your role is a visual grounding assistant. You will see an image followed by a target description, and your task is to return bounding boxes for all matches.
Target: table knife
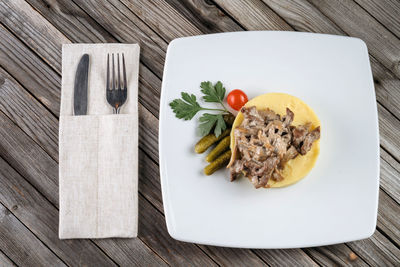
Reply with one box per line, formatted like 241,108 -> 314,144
74,54 -> 89,115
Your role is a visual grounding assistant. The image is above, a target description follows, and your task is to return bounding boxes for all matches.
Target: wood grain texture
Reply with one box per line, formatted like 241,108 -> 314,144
254,249 -> 318,266
164,0 -> 243,33
0,22 -> 223,264
304,244 -> 368,266
307,0 -> 400,78
0,112 -> 215,266
121,0 -> 202,40
214,0 -> 292,31
0,203 -> 65,266
380,148 -> 400,204
1,2 -> 161,118
378,103 -> 400,162
0,67 -> 59,161
0,250 -> 16,267
0,108 -> 60,205
61,0 -> 167,77
347,230 -> 400,266
0,0 -> 399,265
0,0 -> 66,73
354,0 -> 400,39
0,14 -> 161,162
0,152 -> 117,266
0,113 -> 168,266
377,191 -> 400,247
0,23 -> 61,115
0,68 -> 212,265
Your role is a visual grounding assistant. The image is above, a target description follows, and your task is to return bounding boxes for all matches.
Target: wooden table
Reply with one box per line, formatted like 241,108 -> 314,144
0,0 -> 399,266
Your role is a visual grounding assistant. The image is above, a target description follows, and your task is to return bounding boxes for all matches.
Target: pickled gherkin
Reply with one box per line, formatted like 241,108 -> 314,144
194,129 -> 230,154
206,136 -> 230,162
204,150 -> 232,175
223,113 -> 235,126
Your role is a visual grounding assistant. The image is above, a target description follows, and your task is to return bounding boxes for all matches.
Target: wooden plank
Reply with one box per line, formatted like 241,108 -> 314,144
377,191 -> 400,247
0,27 -> 211,263
24,0 -> 116,43
137,194 -> 217,266
0,18 -> 160,120
347,230 -> 400,266
214,0 -> 292,31
0,250 -> 16,267
198,246 -> 267,266
0,0 -> 166,78
0,107 -> 60,205
25,0 -> 162,117
306,0 -> 400,78
120,0 -> 202,40
0,25 -> 160,163
2,0 -> 396,266
0,203 -> 65,266
0,113 -> 214,266
380,148 -> 400,204
378,103 -> 400,162
0,67 -> 59,161
370,57 -> 400,121
60,0 -> 167,77
0,23 -> 61,115
0,116 -> 168,266
164,0 -> 243,33
139,151 -> 270,266
0,76 -> 203,264
304,244 -> 368,266
354,0 -> 400,39
0,0 -> 66,74
254,249 -> 318,266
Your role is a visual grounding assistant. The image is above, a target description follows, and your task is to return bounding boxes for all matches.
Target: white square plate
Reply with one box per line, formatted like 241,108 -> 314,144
159,31 -> 379,248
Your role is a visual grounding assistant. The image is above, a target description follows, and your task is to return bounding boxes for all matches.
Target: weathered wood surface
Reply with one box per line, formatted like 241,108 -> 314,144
354,0 -> 400,39
0,0 -> 399,266
0,202 -> 66,267
0,250 -> 16,267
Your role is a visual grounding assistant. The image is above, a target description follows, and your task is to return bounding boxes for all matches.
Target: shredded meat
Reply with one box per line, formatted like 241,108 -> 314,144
230,106 -> 320,188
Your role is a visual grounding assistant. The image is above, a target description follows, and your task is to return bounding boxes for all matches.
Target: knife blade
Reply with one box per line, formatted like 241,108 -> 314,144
74,54 -> 89,115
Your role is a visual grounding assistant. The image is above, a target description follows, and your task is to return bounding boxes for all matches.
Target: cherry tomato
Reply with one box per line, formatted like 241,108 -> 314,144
227,89 -> 248,111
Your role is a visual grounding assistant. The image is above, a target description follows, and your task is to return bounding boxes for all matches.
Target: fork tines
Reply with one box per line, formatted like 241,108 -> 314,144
106,53 -> 127,114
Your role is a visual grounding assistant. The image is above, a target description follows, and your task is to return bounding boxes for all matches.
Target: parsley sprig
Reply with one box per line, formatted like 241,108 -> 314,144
169,81 -> 231,137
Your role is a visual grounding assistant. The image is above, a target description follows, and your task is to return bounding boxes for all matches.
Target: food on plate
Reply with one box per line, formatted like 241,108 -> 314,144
206,136 -> 230,162
228,93 -> 321,188
170,81 -> 238,174
170,81 -> 232,137
227,89 -> 248,111
195,129 -> 231,154
223,113 -> 235,126
204,150 -> 232,175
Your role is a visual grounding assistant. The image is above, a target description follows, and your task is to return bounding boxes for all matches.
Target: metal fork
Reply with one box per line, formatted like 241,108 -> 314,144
106,53 -> 127,114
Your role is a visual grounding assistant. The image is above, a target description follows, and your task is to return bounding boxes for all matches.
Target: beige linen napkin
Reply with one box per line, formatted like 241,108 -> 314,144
59,44 -> 139,239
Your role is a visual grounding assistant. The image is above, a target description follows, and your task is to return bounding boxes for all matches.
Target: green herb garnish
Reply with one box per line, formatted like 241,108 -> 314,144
169,81 -> 231,137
